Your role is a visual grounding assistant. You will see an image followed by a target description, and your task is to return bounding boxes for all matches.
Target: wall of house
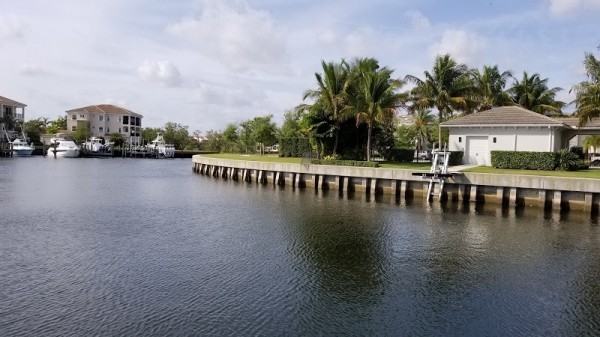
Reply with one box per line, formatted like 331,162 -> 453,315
67,111 -> 143,145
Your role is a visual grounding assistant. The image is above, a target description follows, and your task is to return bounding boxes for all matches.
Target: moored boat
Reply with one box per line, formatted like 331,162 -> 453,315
47,138 -> 80,158
11,138 -> 34,157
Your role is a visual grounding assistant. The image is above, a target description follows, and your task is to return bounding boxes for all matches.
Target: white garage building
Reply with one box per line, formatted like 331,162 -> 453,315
441,106 -> 599,166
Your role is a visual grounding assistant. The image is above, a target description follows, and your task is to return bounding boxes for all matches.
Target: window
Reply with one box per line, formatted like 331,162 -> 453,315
123,116 -> 129,125
458,137 -> 462,143
80,114 -> 85,118
99,127 -> 104,133
493,137 -> 497,143
107,116 -> 110,121
99,115 -> 104,121
118,128 -> 121,133
107,127 -> 110,133
123,126 -> 129,132
71,126 -> 77,131
72,114 -> 77,120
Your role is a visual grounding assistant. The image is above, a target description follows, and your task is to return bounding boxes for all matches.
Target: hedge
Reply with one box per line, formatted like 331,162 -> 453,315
491,151 -> 558,170
309,159 -> 380,168
279,137 -> 312,157
448,151 -> 464,166
382,148 -> 414,162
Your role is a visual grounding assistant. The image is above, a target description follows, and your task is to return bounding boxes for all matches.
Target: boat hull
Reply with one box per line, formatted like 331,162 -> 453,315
47,148 -> 80,158
12,149 -> 34,157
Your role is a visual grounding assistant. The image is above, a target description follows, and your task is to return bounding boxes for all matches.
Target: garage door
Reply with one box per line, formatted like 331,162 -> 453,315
466,136 -> 489,165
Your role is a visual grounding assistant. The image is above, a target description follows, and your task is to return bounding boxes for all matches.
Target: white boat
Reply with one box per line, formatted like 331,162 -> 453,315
47,138 -> 80,158
146,133 -> 175,158
11,138 -> 34,157
83,137 -> 111,153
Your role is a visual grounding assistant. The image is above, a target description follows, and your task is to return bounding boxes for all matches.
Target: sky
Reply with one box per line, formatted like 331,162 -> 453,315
1,0 -> 599,134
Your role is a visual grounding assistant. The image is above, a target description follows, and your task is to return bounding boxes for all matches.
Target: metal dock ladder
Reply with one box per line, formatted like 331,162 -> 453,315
412,146 -> 454,201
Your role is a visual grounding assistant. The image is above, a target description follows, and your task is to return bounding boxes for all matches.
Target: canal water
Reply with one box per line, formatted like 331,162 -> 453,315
1,157 -> 599,336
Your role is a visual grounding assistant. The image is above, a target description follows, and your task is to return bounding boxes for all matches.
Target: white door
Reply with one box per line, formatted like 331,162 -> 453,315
467,136 -> 489,165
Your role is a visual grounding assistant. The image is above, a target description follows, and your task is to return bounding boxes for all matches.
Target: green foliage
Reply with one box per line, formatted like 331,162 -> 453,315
557,148 -> 581,171
142,127 -> 161,144
279,137 -> 311,157
310,159 -> 380,167
570,146 -> 584,160
280,109 -> 303,139
110,133 -> 124,148
491,151 -> 558,170
449,151 -> 464,166
394,125 -> 417,148
381,148 -> 414,162
163,122 -> 191,149
70,126 -> 90,144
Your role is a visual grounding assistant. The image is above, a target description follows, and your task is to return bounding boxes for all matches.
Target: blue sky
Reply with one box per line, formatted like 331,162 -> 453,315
0,0 -> 599,133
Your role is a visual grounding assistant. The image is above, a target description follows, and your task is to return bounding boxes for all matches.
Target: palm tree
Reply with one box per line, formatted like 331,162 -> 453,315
412,109 -> 434,155
583,135 -> 600,155
572,51 -> 600,126
470,65 -> 513,111
510,71 -> 565,115
405,54 -> 473,149
345,66 -> 407,161
300,60 -> 351,155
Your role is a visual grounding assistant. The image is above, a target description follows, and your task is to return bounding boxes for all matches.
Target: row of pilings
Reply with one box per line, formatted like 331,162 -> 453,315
192,159 -> 600,217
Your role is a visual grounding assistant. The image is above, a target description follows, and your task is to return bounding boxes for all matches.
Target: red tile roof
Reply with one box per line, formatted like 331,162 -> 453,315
66,104 -> 143,117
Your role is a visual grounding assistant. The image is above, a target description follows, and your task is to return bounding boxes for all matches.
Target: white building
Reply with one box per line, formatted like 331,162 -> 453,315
441,106 -> 600,165
66,104 -> 143,145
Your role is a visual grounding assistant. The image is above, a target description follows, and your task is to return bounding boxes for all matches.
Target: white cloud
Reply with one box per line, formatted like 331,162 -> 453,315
405,10 -> 430,31
0,14 -> 25,41
166,1 -> 287,74
428,29 -> 486,64
18,64 -> 50,76
137,60 -> 182,87
549,0 -> 600,16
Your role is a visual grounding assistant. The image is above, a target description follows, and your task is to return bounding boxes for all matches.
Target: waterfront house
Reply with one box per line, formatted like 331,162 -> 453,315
0,95 -> 27,141
441,106 -> 600,165
66,104 -> 143,146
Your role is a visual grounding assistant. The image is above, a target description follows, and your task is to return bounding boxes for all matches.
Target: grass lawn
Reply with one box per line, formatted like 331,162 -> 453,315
462,166 -> 600,179
202,153 -> 433,169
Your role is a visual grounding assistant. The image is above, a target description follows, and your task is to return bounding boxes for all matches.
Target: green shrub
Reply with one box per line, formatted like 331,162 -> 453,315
382,148 -> 414,162
279,137 -> 311,157
310,159 -> 380,168
491,151 -> 558,170
448,151 -> 463,166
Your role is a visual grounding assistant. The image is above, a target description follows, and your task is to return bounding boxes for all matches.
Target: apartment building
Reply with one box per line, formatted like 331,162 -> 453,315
0,95 -> 27,141
66,104 -> 143,145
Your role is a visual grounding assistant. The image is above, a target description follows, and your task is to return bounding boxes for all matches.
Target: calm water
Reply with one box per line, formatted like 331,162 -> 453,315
1,157 -> 600,336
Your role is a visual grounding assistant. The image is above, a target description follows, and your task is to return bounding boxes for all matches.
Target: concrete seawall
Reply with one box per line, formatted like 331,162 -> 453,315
192,155 -> 600,215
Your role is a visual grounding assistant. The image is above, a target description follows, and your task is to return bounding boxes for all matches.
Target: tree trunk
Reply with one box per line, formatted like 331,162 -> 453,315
366,124 -> 372,162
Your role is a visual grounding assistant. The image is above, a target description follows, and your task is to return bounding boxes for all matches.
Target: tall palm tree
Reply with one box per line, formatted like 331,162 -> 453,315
412,109 -> 434,154
345,66 -> 407,161
470,65 -> 513,111
300,60 -> 351,155
510,71 -> 565,115
572,52 -> 600,126
405,54 -> 473,149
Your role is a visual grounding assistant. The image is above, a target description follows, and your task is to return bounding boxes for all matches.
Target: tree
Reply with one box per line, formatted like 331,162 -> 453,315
250,115 -> 278,155
299,60 -> 351,154
572,50 -> 600,126
510,71 -> 565,115
163,122 -> 190,149
142,127 -> 162,145
110,133 -> 125,148
280,109 -> 303,139
470,65 -> 513,111
46,116 -> 67,135
583,135 -> 600,154
70,127 -> 90,144
412,110 -> 434,153
222,123 -> 240,153
405,54 -> 473,149
202,130 -> 224,152
345,65 -> 406,161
